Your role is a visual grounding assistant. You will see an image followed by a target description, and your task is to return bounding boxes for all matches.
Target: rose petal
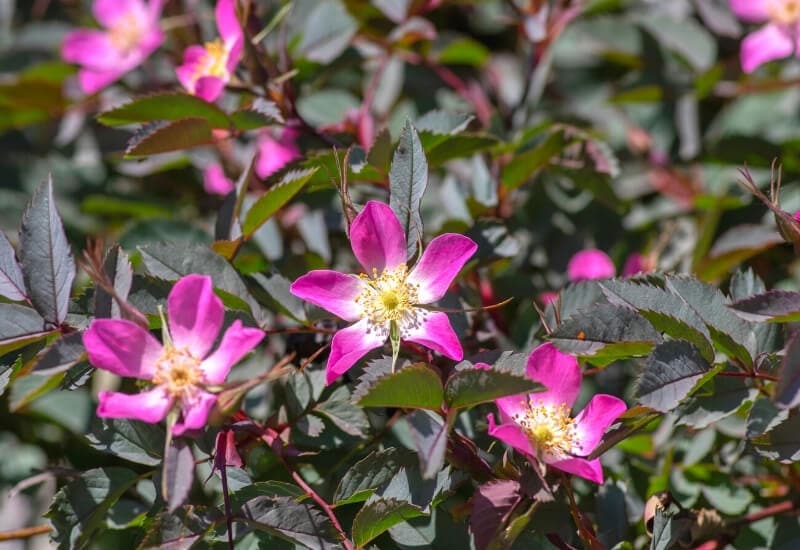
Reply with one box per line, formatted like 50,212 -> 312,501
93,0 -> 147,27
176,45 -> 207,92
255,131 -> 301,179
525,343 -> 581,409
200,320 -> 265,385
407,233 -> 477,303
84,319 -> 162,379
97,387 -> 173,423
216,0 -> 242,44
349,201 -> 408,273
167,274 -> 224,359
195,76 -> 227,102
225,38 -> 243,74
173,390 -> 218,435
402,310 -> 463,360
77,68 -> 125,94
567,249 -> 615,281
729,0 -> 770,22
548,456 -> 605,484
572,394 -> 628,455
326,318 -> 386,384
741,23 -> 795,73
487,413 -> 535,457
290,270 -> 365,322
62,30 -> 118,68
203,164 -> 235,196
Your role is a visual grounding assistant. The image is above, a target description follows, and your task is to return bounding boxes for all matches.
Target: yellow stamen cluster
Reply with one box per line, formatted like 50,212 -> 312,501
355,265 -> 420,327
152,347 -> 204,398
108,12 -> 144,54
769,0 -> 800,25
513,400 -> 577,457
195,39 -> 229,80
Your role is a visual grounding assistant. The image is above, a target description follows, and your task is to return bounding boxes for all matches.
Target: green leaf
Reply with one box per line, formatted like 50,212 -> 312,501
650,507 -> 693,550
334,447 -> 413,506
502,129 -> 568,189
162,438 -> 194,513
230,482 -> 305,510
19,177 -> 75,325
416,111 -> 473,135
354,363 -> 443,410
228,97 -> 284,130
0,230 -> 26,301
550,303 -> 661,360
436,37 -> 490,66
601,279 -> 715,362
46,467 -> 139,549
242,496 -> 340,549
730,290 -> 800,323
125,118 -> 215,157
0,303 -> 50,348
241,168 -> 317,237
676,376 -> 757,430
389,121 -> 429,258
444,368 -> 543,409
86,418 -> 166,466
299,0 -> 357,64
749,411 -> 800,463
352,497 -> 425,548
698,224 -> 783,281
425,133 -> 498,167
635,340 -> 712,412
97,92 -> 230,128
405,410 -> 448,479
315,392 -> 371,437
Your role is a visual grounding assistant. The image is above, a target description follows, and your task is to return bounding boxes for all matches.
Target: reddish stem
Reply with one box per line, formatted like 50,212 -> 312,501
717,371 -> 778,382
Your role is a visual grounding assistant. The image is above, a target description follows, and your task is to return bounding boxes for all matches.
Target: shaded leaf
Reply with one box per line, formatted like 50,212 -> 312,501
354,363 -> 443,410
242,496 -> 340,549
635,340 -> 712,412
698,224 -> 783,281
32,332 -> 85,374
126,118 -> 215,157
749,412 -> 800,463
502,129 -> 568,189
775,333 -> 800,409
334,447 -> 413,506
470,480 -> 521,550
162,439 -> 194,513
86,418 -> 165,466
352,497 -> 425,548
19,177 -> 75,325
97,92 -> 230,128
676,376 -> 757,430
444,368 -> 542,409
0,231 -> 26,301
315,394 -> 371,437
389,121 -> 428,258
93,245 -> 134,319
230,482 -> 305,510
730,290 -> 800,323
229,98 -> 284,130
0,303 -> 49,345
406,410 -> 448,479
299,0 -> 357,64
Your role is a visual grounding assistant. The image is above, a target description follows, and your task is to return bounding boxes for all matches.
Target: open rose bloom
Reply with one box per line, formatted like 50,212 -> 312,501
176,0 -> 243,102
488,343 -> 627,484
730,0 -> 800,73
61,0 -> 164,94
83,274 -> 264,435
290,201 -> 478,384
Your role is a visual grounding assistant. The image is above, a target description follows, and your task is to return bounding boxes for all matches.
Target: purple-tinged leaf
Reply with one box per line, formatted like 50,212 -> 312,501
0,303 -> 49,348
242,496 -> 340,549
97,92 -> 231,128
125,118 -> 215,157
729,290 -> 800,323
93,245 -> 133,320
32,332 -> 85,374
470,479 -> 521,550
389,120 -> 429,258
775,334 -> 800,409
634,340 -> 713,413
19,177 -> 75,325
333,447 -> 414,506
162,439 -> 195,513
0,231 -> 26,301
406,410 -> 448,479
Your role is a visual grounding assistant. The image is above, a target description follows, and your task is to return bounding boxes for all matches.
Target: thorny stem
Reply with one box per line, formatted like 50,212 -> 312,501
278,455 -> 355,550
216,430 -> 235,550
560,473 -> 604,550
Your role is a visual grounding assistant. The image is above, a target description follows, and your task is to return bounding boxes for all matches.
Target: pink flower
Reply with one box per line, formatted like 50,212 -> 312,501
61,0 -> 164,94
176,0 -> 243,102
566,249 -> 615,282
290,201 -> 477,384
203,163 -> 235,196
255,128 -> 301,179
83,274 -> 264,435
487,343 -> 627,484
730,0 -> 800,73
621,252 -> 655,277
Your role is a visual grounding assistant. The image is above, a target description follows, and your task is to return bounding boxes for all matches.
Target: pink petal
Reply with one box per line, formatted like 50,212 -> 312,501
548,456 -> 604,484
741,24 -> 795,73
255,131 -> 301,179
216,0 -> 242,45
167,274 -> 224,359
525,343 -> 581,409
621,253 -> 645,277
83,319 -> 162,379
62,30 -> 118,68
572,394 -> 627,456
195,76 -> 227,102
402,310 -> 463,360
566,249 -> 615,282
176,45 -> 207,92
487,413 -> 535,457
729,0 -> 770,22
407,234 -> 477,303
290,270 -> 365,322
97,387 -> 173,423
326,318 -> 387,384
225,37 -> 243,74
495,394 -> 530,423
77,67 -> 125,94
92,0 -> 147,27
173,390 -> 218,435
200,320 -> 265,385
203,164 -> 235,196
349,201 -> 408,273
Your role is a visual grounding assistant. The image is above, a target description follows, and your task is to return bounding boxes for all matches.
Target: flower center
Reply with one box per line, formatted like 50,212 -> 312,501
355,265 -> 419,325
196,39 -> 230,80
108,12 -> 144,54
152,347 -> 204,398
513,401 -> 577,457
769,0 -> 800,25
